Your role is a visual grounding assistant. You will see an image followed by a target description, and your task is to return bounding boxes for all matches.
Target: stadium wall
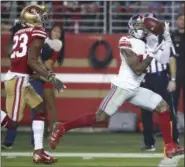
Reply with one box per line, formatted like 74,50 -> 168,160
1,33 -> 184,126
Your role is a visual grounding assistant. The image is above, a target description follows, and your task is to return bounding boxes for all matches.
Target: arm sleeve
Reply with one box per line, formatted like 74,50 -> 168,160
154,41 -> 171,64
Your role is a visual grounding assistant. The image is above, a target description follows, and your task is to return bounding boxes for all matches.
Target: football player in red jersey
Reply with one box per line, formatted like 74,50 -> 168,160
1,4 -> 65,164
1,23 -> 64,149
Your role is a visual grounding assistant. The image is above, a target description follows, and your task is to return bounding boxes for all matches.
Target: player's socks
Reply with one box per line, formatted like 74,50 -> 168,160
33,112 -> 46,150
4,128 -> 18,146
32,120 -> 44,150
63,113 -> 96,131
157,111 -> 173,144
1,110 -> 16,129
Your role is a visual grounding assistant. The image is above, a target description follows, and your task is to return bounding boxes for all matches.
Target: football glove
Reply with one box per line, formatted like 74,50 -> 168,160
163,22 -> 172,43
146,40 -> 164,58
48,73 -> 66,92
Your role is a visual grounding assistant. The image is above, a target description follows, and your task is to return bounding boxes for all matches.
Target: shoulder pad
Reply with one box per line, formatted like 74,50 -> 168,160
31,26 -> 47,39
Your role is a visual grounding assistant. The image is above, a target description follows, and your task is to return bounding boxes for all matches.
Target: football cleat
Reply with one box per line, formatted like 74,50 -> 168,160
33,149 -> 57,164
48,122 -> 65,150
164,143 -> 184,158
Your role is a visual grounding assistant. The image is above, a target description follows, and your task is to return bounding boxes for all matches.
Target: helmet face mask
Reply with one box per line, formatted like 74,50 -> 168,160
128,14 -> 148,39
133,22 -> 145,30
21,5 -> 49,28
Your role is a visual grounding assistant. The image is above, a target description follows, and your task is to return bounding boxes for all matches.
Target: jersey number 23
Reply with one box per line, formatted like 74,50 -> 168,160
11,33 -> 28,58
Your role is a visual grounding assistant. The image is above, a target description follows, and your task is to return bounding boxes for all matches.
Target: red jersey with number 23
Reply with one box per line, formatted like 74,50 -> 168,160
10,26 -> 47,74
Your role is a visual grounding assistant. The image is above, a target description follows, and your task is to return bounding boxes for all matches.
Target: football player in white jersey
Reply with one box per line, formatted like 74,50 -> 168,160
48,14 -> 184,158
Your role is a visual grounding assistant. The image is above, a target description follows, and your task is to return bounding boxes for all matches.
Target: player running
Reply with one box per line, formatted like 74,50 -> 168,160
48,14 -> 184,159
1,4 -> 64,164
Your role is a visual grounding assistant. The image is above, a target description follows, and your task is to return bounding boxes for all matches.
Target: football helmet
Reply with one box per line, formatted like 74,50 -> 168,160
20,5 -> 49,27
128,14 -> 147,39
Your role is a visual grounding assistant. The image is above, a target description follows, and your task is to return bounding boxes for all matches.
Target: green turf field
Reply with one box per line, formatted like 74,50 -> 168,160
2,157 -> 184,167
1,132 -> 184,167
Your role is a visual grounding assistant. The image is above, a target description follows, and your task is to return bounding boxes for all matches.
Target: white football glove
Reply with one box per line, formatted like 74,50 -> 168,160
163,22 -> 172,43
147,40 -> 171,64
45,38 -> 63,52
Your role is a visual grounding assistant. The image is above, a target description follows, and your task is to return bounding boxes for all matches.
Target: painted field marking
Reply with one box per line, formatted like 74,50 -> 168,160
1,73 -> 115,83
1,152 -> 164,158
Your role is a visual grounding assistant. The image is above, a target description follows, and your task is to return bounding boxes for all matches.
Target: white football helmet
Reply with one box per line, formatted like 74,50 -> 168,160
128,14 -> 147,39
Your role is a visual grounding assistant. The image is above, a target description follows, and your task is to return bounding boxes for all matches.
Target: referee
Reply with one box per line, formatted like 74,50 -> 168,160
140,13 -> 179,151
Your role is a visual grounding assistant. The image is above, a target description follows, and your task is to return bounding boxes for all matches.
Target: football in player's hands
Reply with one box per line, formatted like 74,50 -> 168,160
144,17 -> 165,36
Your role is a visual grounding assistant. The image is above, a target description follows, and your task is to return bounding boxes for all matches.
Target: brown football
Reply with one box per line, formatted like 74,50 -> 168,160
144,17 -> 164,35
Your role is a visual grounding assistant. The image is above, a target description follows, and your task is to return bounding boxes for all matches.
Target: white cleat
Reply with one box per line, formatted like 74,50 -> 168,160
158,154 -> 184,167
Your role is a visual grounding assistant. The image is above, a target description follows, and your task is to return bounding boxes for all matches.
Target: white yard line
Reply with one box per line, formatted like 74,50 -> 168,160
1,152 -> 164,158
1,73 -> 115,83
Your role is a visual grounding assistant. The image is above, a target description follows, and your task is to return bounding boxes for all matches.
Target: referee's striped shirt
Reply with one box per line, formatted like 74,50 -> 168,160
147,59 -> 168,73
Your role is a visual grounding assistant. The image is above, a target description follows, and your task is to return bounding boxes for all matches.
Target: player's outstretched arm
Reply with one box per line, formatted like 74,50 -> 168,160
153,41 -> 171,64
154,22 -> 173,64
121,48 -> 153,75
28,38 -> 51,78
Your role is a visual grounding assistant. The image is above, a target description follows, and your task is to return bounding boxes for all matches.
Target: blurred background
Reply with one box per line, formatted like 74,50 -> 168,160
1,1 -> 185,32
1,1 -> 184,166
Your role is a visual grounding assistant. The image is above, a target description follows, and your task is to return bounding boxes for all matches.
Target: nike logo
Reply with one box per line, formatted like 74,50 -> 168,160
42,153 -> 51,160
